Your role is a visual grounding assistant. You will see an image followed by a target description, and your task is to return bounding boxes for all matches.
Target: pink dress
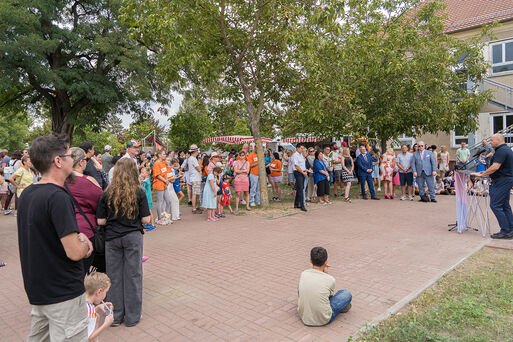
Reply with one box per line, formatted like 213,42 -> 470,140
233,160 -> 250,192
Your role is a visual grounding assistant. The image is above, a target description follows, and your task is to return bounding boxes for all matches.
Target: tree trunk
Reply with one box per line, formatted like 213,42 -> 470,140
249,117 -> 269,208
380,137 -> 387,153
50,98 -> 74,143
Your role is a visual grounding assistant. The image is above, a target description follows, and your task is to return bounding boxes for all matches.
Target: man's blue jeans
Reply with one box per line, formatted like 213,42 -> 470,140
329,171 -> 334,185
328,290 -> 352,323
489,177 -> 513,234
249,173 -> 260,205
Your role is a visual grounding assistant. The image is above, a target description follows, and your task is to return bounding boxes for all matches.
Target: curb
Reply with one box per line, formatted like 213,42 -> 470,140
353,237 -> 491,338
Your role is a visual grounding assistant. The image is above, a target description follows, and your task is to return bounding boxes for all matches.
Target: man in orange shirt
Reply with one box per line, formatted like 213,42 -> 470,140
248,144 -> 260,206
152,150 -> 171,224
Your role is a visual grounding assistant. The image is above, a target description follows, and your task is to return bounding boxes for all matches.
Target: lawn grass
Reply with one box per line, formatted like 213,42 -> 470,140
353,247 -> 513,342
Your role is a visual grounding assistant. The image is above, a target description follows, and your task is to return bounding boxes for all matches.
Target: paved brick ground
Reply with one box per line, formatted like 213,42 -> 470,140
0,195 -> 499,341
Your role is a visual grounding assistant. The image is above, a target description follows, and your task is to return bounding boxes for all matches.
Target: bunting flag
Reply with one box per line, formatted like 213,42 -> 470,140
280,137 -> 326,143
202,136 -> 272,144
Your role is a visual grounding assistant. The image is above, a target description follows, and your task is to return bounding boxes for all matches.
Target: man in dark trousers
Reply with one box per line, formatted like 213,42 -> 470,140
292,143 -> 308,211
356,146 -> 379,200
473,133 -> 513,239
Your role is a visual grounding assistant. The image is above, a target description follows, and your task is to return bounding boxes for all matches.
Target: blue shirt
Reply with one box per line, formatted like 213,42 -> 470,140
313,159 -> 327,184
141,178 -> 153,208
490,144 -> 513,179
396,152 -> 413,173
474,158 -> 486,172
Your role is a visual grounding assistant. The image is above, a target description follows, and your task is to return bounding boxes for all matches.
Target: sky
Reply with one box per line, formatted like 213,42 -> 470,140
119,93 -> 184,128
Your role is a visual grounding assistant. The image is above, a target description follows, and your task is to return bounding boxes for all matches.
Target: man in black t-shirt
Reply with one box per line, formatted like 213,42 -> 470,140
18,135 -> 93,341
473,133 -> 513,239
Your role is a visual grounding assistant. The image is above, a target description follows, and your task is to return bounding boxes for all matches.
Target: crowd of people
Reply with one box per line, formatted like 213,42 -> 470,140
6,132 -> 513,341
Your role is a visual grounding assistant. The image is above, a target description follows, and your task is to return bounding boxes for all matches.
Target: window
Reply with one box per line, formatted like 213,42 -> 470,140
452,129 -> 468,147
491,113 -> 513,145
393,134 -> 415,148
491,40 -> 513,74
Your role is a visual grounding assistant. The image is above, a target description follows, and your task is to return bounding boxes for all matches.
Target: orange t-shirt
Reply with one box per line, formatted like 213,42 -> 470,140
152,160 -> 168,191
248,152 -> 259,175
269,160 -> 282,177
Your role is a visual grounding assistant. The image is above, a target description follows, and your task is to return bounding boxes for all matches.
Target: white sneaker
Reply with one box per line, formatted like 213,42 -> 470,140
250,202 -> 256,207
400,196 -> 407,201
241,200 -> 246,205
409,196 -> 414,201
3,210 -> 12,215
267,184 -> 271,187
377,187 -> 381,191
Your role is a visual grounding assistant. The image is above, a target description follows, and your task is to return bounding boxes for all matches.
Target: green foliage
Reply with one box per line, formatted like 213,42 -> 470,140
356,248 -> 513,341
0,0 -> 171,141
168,94 -> 212,151
125,116 -> 166,145
26,119 -> 53,145
72,126 -> 125,155
284,0 -> 491,147
0,111 -> 30,151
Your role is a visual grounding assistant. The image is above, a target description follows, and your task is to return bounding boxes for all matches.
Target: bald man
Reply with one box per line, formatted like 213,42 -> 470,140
473,134 -> 513,239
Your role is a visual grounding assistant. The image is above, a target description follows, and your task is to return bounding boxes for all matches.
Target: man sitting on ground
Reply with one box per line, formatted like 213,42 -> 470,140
298,247 -> 352,326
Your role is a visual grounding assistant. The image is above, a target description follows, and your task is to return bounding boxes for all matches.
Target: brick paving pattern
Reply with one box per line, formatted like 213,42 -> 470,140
0,195 -> 499,341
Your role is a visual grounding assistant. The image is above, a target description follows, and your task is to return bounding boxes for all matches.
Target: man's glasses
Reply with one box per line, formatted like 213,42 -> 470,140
59,153 -> 72,158
418,145 -> 424,147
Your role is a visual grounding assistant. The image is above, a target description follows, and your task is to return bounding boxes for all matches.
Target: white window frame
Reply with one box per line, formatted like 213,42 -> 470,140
393,134 -> 415,148
490,39 -> 513,75
490,112 -> 513,134
451,130 -> 469,148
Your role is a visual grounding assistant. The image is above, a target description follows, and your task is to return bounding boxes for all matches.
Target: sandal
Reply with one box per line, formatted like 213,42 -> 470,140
345,197 -> 352,203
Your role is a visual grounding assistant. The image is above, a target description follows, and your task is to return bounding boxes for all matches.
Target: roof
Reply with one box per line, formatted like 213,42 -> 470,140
443,0 -> 513,33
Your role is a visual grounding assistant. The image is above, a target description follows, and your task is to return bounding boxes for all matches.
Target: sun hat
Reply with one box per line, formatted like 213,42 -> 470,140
189,144 -> 199,152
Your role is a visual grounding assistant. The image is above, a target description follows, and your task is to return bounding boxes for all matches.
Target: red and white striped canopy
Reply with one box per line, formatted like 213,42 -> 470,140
280,137 -> 326,143
202,135 -> 272,145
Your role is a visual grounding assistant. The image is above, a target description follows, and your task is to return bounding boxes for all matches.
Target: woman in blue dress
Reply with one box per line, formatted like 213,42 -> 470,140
313,151 -> 331,204
202,167 -> 222,221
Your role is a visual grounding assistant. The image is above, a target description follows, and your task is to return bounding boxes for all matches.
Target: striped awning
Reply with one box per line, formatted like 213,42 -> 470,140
202,135 -> 272,145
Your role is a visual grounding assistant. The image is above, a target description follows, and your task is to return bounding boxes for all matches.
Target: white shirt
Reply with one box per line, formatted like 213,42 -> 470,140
331,151 -> 342,171
121,153 -> 138,168
187,156 -> 201,182
291,152 -> 306,172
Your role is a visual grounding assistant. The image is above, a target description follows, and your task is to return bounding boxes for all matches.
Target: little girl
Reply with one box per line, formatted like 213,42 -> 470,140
172,159 -> 185,202
140,168 -> 156,230
221,174 -> 233,214
202,167 -> 222,221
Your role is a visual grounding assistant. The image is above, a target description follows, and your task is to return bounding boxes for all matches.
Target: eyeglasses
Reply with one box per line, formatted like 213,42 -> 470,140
59,153 -> 72,158
418,145 -> 424,147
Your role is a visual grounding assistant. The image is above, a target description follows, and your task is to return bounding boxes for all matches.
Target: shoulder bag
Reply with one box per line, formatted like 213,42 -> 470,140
64,183 -> 105,255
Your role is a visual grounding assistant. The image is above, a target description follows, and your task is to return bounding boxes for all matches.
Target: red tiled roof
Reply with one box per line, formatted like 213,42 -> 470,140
443,0 -> 513,33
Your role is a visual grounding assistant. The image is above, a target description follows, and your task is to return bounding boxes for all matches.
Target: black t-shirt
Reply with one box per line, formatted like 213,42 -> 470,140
96,188 -> 150,241
17,183 -> 84,305
490,144 -> 513,179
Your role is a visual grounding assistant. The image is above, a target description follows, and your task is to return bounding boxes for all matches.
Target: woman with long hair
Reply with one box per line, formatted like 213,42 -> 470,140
96,158 -> 151,327
382,147 -> 396,199
341,147 -> 354,202
270,152 -> 283,201
65,147 -> 103,274
313,151 -> 331,204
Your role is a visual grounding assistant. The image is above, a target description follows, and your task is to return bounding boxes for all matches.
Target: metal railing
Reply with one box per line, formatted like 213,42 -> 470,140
480,78 -> 513,111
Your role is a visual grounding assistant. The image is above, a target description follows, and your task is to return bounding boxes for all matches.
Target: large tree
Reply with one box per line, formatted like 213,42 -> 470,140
121,0 -> 321,207
284,0 -> 492,148
0,0 -> 170,142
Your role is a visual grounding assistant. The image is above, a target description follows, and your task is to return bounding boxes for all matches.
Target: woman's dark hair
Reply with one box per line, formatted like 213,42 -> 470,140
112,155 -> 121,166
314,150 -> 323,160
11,150 -> 22,160
93,150 -> 101,157
310,247 -> 328,267
273,152 -> 280,160
202,155 -> 210,172
30,135 -> 68,174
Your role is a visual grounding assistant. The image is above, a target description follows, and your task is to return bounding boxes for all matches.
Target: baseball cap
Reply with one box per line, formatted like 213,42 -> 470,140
104,145 -> 112,151
126,141 -> 141,148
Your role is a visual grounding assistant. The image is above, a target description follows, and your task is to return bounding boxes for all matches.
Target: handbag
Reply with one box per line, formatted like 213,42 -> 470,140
64,183 -> 105,255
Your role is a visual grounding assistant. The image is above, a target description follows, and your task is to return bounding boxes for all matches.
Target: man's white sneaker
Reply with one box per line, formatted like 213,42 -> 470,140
409,196 -> 414,201
377,187 -> 381,191
400,196 -> 407,201
3,210 -> 12,215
